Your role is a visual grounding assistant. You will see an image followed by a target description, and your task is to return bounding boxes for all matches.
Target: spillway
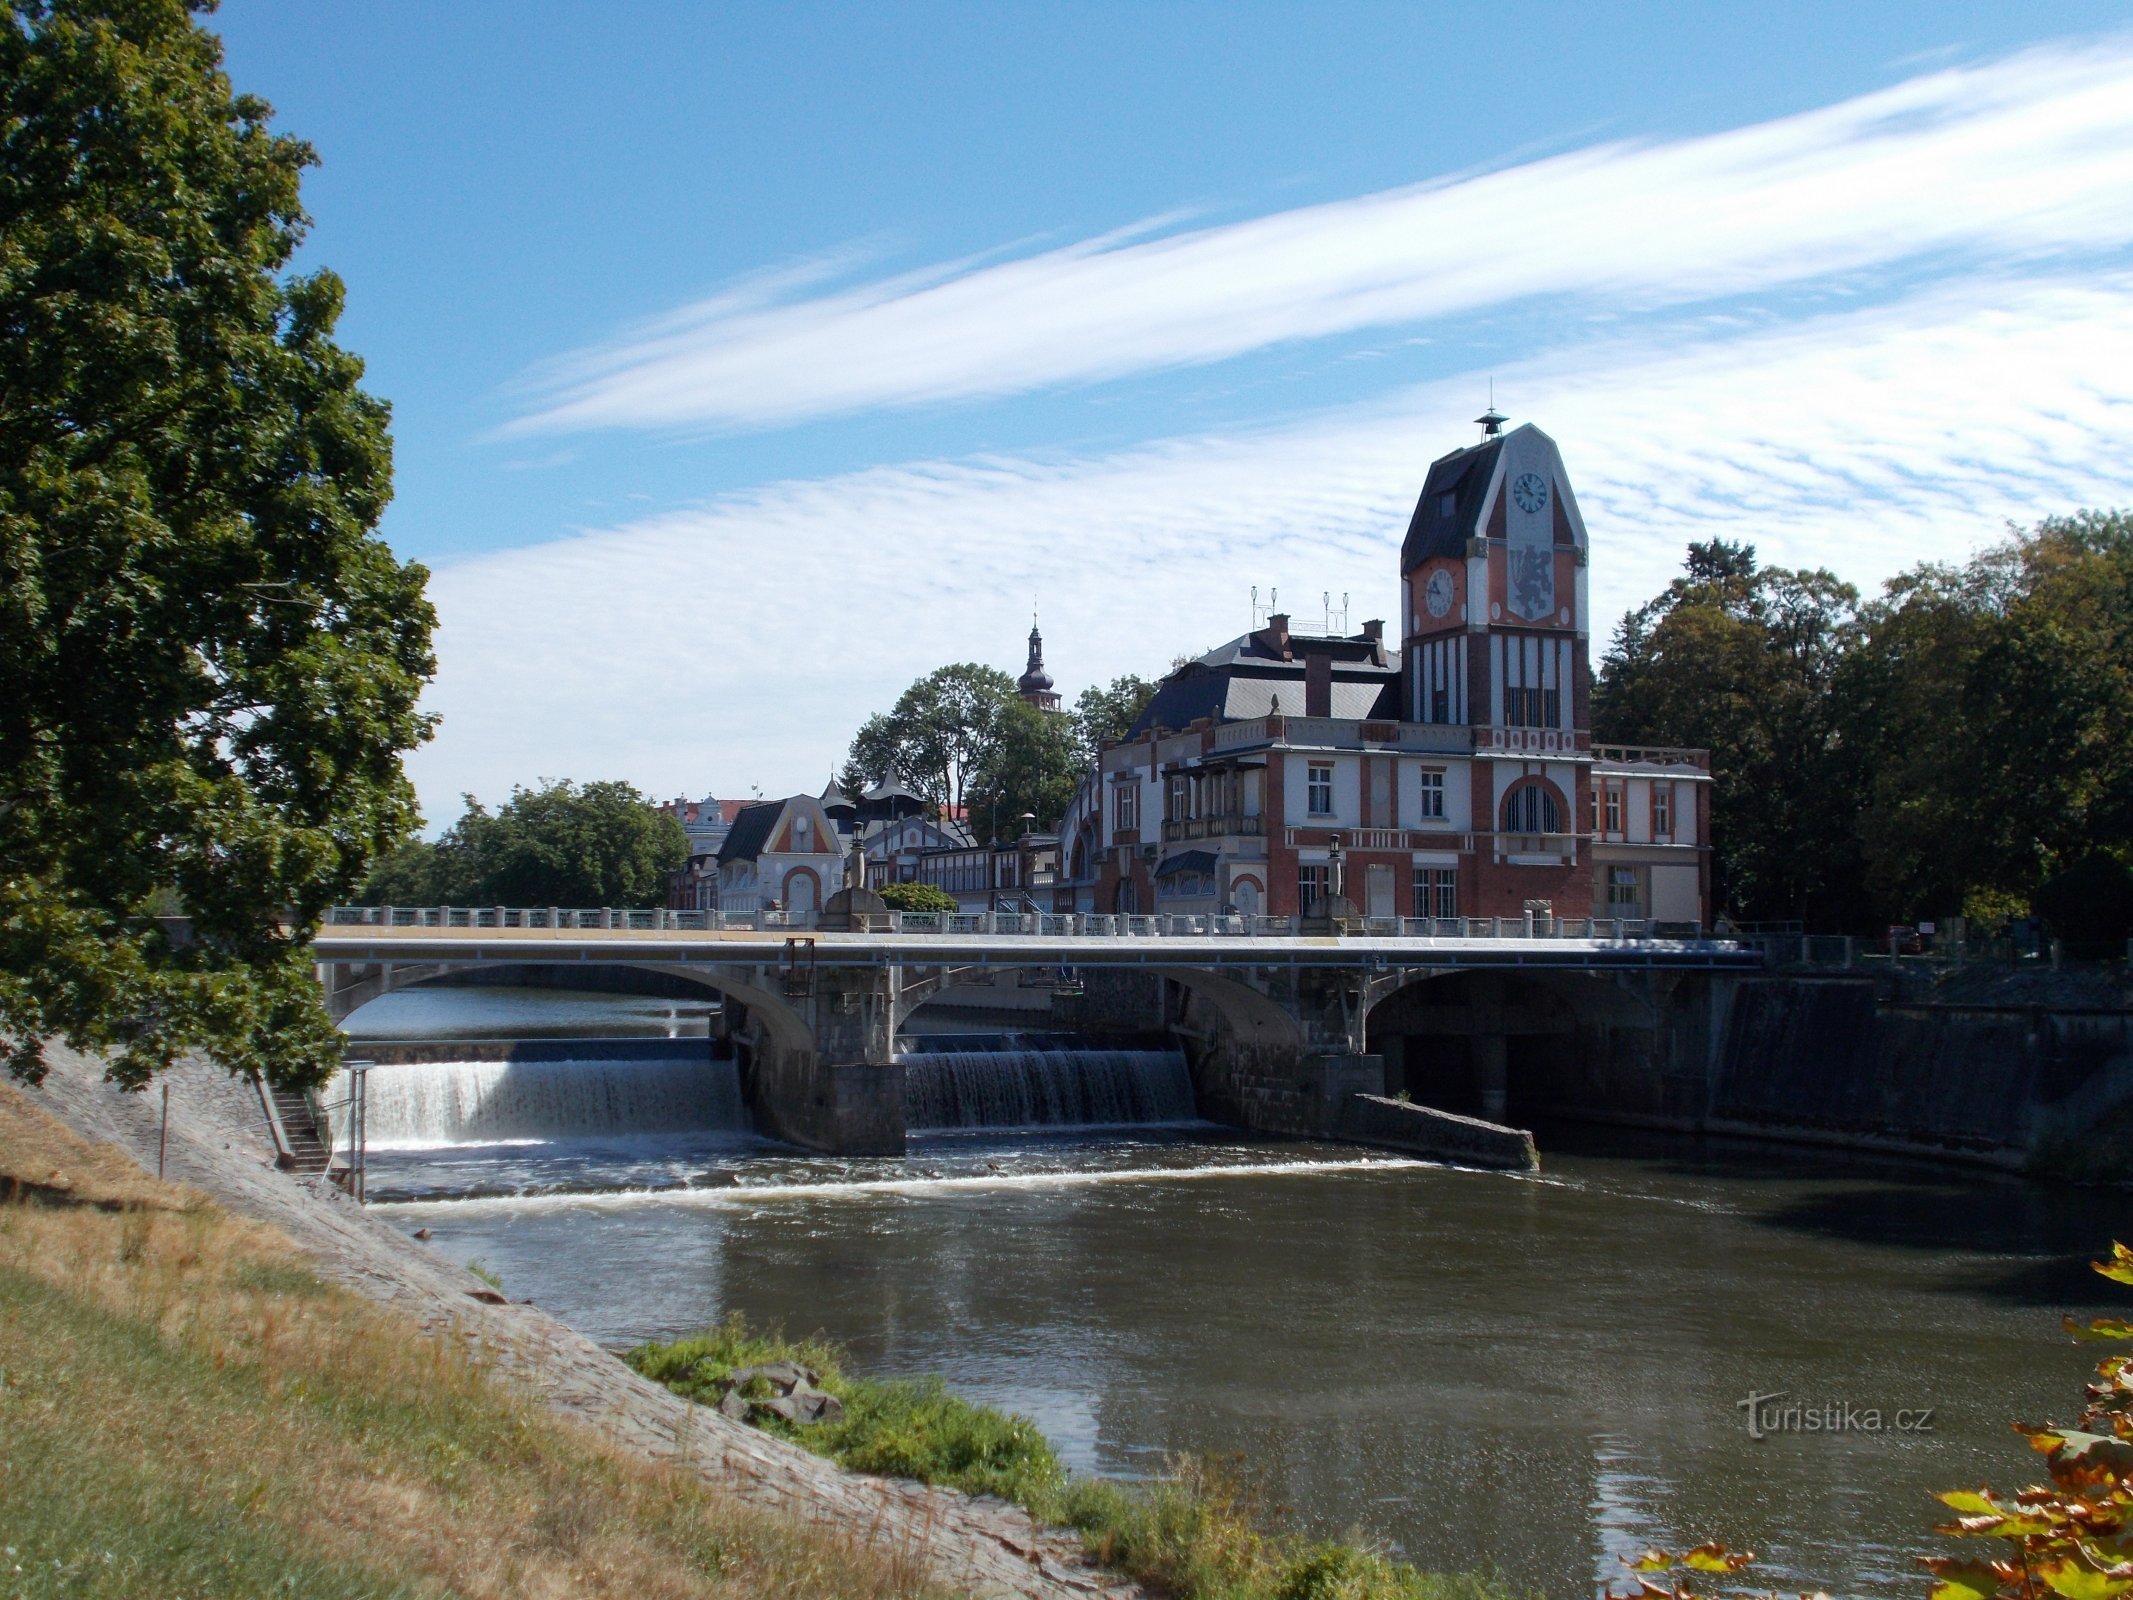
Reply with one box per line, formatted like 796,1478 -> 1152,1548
897,1036 -> 1197,1131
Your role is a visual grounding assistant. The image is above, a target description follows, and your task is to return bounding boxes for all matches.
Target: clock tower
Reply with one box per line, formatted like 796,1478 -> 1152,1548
1398,414 -> 1594,912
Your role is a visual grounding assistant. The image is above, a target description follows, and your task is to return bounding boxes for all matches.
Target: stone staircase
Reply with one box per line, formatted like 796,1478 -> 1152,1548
264,1080 -> 333,1176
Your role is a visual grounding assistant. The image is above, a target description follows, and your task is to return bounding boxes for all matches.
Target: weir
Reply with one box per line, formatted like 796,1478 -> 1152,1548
897,1036 -> 1196,1131
326,1041 -> 748,1150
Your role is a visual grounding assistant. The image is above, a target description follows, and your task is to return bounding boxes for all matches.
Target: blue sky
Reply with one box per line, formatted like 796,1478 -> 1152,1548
212,3 -> 2133,817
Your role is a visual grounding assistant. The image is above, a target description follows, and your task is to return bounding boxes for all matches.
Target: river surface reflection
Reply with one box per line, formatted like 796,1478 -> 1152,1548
354,987 -> 2133,1599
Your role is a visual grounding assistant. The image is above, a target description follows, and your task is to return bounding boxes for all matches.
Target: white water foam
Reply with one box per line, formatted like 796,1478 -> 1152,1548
388,1154 -> 1467,1216
341,1057 -> 749,1150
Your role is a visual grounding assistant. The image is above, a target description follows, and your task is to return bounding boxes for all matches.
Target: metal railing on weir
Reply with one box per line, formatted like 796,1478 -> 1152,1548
322,904 -> 1702,942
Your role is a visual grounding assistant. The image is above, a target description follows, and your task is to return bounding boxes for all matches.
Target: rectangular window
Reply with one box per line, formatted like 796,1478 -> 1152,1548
1307,762 -> 1335,816
1652,781 -> 1674,841
1607,865 -> 1642,913
1413,868 -> 1458,920
1603,781 -> 1624,837
1507,686 -> 1552,728
1299,864 -> 1330,915
1430,687 -> 1450,723
1167,774 -> 1187,820
1417,769 -> 1445,820
1113,783 -> 1138,833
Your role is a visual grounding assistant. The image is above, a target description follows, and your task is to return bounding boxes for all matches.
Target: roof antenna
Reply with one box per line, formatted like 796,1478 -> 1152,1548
1476,379 -> 1506,438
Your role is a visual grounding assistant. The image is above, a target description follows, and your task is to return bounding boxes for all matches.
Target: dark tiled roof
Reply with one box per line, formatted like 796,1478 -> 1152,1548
1127,658 -> 1399,738
1400,436 -> 1502,573
715,801 -> 782,865
1155,850 -> 1218,879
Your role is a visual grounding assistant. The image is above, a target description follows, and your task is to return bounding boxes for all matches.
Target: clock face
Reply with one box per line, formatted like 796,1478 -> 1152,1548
1424,568 -> 1455,618
1512,471 -> 1549,515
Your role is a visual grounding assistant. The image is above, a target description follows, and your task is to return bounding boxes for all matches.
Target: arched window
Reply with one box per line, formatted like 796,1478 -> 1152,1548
1501,782 -> 1562,835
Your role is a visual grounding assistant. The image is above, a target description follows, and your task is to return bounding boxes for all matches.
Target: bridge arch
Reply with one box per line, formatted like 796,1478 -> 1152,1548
322,958 -> 815,1054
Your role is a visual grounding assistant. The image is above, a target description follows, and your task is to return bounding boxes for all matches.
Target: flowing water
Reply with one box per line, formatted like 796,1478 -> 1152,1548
899,1033 -> 1197,1130
347,983 -> 2133,1599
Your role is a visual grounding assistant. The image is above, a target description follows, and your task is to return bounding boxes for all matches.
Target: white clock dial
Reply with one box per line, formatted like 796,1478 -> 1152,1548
1424,568 -> 1455,618
1512,471 -> 1549,515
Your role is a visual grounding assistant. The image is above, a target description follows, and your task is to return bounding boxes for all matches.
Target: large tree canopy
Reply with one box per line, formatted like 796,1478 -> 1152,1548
1835,510 -> 2133,925
1598,515 -> 2133,934
358,782 -> 687,910
1,1 -> 435,1089
1594,540 -> 1862,927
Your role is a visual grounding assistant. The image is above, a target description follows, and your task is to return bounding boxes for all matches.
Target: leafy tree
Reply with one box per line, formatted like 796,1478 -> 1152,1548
876,880 -> 955,914
1071,673 -> 1157,760
1836,511 -> 2133,922
0,1 -> 435,1091
967,699 -> 1081,839
844,663 -> 1018,821
355,781 -> 687,909
1594,541 -> 1861,927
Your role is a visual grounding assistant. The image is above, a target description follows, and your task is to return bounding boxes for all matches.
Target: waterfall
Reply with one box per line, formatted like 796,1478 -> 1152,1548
346,1056 -> 750,1149
897,1038 -> 1197,1131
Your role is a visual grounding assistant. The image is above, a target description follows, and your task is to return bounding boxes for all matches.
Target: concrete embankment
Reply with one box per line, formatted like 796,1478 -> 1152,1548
1336,1095 -> 1539,1171
19,1046 -> 1138,1600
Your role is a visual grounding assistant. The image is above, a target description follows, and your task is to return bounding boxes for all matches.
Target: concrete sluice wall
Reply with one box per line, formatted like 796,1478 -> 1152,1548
1709,978 -> 2133,1160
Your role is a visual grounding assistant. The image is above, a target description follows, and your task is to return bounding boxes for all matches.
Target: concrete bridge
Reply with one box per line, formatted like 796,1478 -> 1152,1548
313,908 -> 1764,1155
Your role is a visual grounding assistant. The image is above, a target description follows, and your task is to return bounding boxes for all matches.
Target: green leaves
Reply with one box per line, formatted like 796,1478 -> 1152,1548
1,1 -> 433,1091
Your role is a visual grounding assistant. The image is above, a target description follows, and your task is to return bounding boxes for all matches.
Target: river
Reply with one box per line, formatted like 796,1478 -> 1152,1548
349,983 -> 2133,1599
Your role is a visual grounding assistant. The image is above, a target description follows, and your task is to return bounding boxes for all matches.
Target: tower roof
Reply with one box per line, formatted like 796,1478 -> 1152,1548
1017,618 -> 1055,695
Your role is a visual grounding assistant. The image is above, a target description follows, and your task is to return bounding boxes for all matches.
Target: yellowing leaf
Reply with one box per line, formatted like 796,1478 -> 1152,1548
1922,1559 -> 2005,1600
2038,1555 -> 2133,1600
1681,1542 -> 1754,1574
2096,1244 -> 2133,1288
1941,1490 -> 2003,1516
2069,1319 -> 2133,1344
1627,1551 -> 1676,1573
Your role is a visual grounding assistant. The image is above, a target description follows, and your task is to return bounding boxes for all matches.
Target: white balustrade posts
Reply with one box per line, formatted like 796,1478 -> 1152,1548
315,904 -> 1748,957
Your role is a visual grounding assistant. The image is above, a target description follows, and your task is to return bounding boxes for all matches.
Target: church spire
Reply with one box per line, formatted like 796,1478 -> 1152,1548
1016,612 -> 1060,712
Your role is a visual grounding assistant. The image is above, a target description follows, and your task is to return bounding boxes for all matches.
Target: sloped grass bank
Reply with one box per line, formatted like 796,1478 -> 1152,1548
0,1085 -> 943,1600
629,1319 -> 1513,1600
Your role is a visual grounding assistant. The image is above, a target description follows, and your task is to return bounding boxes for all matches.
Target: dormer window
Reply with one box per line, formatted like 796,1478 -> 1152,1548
1439,492 -> 1457,519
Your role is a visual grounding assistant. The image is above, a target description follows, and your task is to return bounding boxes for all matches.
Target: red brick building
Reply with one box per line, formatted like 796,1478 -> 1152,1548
1055,417 -> 1711,928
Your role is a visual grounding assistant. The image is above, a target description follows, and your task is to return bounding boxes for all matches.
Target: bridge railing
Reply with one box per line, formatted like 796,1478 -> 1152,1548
323,905 -> 1714,946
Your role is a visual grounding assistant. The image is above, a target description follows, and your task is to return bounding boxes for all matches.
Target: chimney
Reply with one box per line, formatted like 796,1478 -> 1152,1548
1267,612 -> 1290,655
1304,652 -> 1332,718
1360,619 -> 1383,642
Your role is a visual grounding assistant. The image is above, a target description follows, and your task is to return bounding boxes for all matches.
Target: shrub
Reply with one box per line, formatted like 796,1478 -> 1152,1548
878,881 -> 957,914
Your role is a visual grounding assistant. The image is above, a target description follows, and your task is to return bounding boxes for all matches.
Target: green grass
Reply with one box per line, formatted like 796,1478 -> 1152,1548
0,1266 -> 422,1599
628,1316 -> 1516,1600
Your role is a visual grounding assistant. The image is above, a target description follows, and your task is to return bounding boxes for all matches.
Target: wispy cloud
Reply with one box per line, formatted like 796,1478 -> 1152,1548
503,37 -> 2133,436
416,273 -> 2133,814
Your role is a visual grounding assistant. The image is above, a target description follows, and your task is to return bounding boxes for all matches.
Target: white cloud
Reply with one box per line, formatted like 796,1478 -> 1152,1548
504,37 -> 2133,435
411,274 -> 2133,817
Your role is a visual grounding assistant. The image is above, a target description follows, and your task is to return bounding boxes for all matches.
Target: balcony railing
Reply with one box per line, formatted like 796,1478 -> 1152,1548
1591,743 -> 1713,771
1160,814 -> 1266,842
